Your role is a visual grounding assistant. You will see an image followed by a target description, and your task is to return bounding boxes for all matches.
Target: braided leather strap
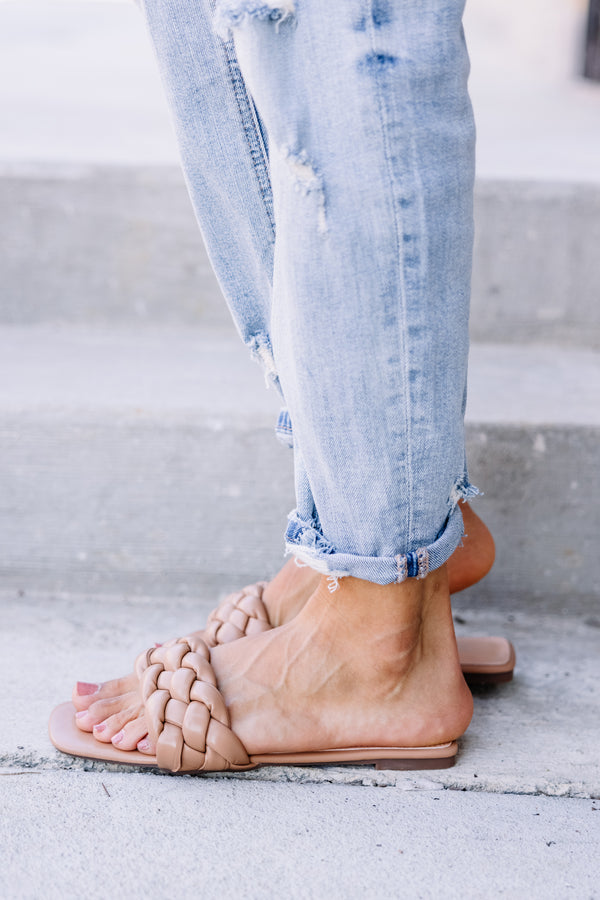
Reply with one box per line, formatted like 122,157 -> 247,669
134,636 -> 252,773
203,581 -> 272,647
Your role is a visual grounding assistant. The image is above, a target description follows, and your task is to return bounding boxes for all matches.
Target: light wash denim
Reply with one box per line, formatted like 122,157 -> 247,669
138,0 -> 477,585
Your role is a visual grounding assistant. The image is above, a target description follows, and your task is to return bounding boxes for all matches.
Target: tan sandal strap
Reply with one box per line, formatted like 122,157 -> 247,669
137,636 -> 251,773
204,581 -> 272,647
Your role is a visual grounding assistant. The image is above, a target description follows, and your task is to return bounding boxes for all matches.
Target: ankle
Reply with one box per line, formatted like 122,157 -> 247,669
303,569 -> 454,671
263,558 -> 319,626
311,567 -> 446,623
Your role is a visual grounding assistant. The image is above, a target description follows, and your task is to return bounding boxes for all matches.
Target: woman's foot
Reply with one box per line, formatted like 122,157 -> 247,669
73,567 -> 473,756
71,502 -> 492,745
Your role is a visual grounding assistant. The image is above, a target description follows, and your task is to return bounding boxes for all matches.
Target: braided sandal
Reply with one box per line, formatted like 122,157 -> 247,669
203,583 -> 516,685
49,635 -> 459,772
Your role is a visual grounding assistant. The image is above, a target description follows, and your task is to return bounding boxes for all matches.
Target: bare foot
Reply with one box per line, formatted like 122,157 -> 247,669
73,567 -> 473,756
72,503 -> 490,749
209,569 -> 473,754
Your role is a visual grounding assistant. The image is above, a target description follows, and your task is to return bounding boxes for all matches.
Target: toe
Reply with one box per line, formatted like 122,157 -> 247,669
112,715 -> 153,752
92,703 -> 144,743
80,692 -> 140,731
72,673 -> 139,711
75,709 -> 95,733
137,736 -> 156,755
72,684 -> 101,712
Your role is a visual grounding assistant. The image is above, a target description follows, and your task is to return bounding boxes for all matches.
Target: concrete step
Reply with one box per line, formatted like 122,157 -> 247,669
2,325 -> 599,611
2,165 -> 600,349
3,588 -> 599,801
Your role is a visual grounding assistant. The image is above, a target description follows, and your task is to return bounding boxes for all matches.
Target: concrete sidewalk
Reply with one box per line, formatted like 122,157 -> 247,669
1,774 -> 597,899
3,589 -> 599,796
1,588 -> 599,897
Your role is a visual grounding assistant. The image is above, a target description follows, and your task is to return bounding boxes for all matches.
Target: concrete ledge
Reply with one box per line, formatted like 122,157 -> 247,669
0,165 -> 226,328
3,417 -> 597,611
2,165 -> 600,347
471,180 -> 600,348
2,327 -> 599,609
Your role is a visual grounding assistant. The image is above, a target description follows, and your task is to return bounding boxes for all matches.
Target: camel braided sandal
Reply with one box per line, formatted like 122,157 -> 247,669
202,583 -> 516,685
49,634 -> 460,772
203,582 -> 271,647
134,636 -> 253,772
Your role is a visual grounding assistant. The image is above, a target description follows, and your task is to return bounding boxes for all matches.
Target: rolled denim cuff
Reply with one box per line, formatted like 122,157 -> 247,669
285,500 -> 470,586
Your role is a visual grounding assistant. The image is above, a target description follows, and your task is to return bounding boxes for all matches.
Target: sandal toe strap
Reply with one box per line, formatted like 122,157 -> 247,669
204,581 -> 272,646
139,637 -> 251,773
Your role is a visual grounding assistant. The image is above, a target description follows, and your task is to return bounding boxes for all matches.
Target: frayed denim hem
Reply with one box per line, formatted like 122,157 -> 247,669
284,492 -> 476,586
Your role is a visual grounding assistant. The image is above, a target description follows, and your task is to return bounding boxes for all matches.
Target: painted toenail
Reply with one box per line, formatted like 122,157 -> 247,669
77,682 -> 99,696
112,731 -> 124,744
75,711 -> 88,720
138,739 -> 151,752
93,722 -> 106,733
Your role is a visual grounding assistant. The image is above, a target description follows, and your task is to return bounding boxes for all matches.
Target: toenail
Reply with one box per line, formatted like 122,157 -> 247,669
93,722 -> 106,733
138,739 -> 151,752
76,682 -> 99,696
75,711 -> 88,719
112,731 -> 124,744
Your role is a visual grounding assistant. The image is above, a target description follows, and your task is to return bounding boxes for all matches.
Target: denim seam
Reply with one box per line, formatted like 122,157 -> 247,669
214,20 -> 276,236
366,6 -> 414,560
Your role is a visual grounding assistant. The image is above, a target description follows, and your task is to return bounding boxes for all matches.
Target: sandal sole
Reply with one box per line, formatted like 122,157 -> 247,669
49,702 -> 458,772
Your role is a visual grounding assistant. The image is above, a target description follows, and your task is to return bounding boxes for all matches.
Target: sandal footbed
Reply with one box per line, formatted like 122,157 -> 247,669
458,636 -> 516,676
49,702 -> 458,772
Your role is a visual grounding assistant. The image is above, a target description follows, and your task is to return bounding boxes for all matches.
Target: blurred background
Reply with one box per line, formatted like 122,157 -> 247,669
0,0 -> 599,179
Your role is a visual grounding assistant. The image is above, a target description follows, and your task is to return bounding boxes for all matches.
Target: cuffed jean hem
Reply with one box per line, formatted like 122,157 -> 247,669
284,495 -> 476,586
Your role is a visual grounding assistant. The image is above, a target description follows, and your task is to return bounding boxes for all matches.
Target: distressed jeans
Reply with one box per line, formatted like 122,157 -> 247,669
138,0 -> 477,585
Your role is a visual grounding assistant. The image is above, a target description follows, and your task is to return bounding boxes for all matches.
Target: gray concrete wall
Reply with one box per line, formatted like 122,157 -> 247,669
2,166 -> 600,347
471,181 -> 600,348
3,417 -> 598,613
0,166 -> 226,327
